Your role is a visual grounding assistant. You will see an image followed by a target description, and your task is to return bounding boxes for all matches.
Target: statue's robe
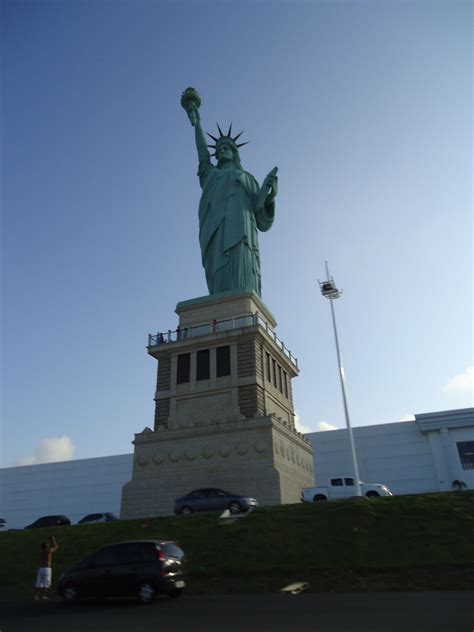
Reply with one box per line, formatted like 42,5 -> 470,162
198,158 -> 274,296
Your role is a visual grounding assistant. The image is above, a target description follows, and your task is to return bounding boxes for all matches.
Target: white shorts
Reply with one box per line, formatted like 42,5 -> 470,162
35,567 -> 52,588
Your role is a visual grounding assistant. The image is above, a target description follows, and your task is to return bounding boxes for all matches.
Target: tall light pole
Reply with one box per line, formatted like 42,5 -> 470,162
319,262 -> 362,497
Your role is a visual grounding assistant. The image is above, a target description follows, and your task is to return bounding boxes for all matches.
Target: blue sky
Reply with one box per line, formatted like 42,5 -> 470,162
2,0 -> 472,467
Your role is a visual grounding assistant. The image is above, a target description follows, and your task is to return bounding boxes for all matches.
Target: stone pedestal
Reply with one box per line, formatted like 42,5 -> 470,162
121,291 -> 314,518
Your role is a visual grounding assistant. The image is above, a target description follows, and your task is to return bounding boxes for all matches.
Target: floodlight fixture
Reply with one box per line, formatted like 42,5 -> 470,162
320,279 -> 341,299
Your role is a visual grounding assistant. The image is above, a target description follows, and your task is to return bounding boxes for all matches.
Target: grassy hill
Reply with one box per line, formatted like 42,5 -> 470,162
1,491 -> 473,599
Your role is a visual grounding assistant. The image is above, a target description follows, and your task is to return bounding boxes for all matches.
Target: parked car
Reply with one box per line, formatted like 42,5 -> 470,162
25,515 -> 71,529
301,476 -> 393,502
77,512 -> 118,525
174,488 -> 258,515
58,540 -> 187,604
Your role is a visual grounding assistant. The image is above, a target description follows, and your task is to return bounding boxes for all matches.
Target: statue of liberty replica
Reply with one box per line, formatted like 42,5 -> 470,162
120,88 -> 314,521
181,87 -> 278,297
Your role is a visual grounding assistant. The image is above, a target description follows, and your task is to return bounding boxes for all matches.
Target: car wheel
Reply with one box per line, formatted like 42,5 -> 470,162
61,583 -> 79,602
229,501 -> 242,514
313,494 -> 327,502
168,588 -> 183,599
137,581 -> 156,604
366,491 -> 380,498
180,506 -> 193,515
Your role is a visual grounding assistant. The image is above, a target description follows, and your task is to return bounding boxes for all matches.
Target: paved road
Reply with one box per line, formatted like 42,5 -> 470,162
0,592 -> 472,632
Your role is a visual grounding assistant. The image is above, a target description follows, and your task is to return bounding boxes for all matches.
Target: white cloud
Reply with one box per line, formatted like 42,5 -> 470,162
317,421 -> 338,431
400,414 -> 416,422
17,435 -> 76,466
443,367 -> 474,395
294,412 -> 310,433
294,412 -> 338,434
16,455 -> 37,466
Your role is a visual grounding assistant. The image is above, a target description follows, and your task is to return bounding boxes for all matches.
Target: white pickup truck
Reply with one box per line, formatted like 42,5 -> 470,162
301,476 -> 393,502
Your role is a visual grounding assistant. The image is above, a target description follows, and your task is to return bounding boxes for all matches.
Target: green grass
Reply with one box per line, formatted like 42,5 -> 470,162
1,491 -> 473,599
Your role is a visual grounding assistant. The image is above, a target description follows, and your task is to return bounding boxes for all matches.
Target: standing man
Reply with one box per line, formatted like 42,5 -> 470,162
34,535 -> 58,600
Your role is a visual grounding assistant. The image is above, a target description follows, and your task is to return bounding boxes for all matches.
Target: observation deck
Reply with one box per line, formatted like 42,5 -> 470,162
148,312 -> 298,370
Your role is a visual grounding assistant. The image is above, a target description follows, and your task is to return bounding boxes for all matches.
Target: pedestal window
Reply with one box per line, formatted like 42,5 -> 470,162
266,352 -> 271,382
196,349 -> 210,380
177,353 -> 190,384
216,345 -> 231,377
272,359 -> 277,387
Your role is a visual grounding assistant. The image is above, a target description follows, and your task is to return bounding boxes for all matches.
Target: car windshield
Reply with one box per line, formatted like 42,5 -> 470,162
39,516 -> 57,524
79,514 -> 102,523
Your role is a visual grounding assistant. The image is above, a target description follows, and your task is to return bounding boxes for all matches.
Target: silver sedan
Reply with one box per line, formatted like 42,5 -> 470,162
174,488 -> 258,515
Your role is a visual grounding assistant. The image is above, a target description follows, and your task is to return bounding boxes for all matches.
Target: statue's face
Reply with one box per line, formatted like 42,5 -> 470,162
216,142 -> 234,163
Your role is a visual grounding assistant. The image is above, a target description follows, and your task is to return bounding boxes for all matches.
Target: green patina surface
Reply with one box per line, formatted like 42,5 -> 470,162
181,88 -> 278,298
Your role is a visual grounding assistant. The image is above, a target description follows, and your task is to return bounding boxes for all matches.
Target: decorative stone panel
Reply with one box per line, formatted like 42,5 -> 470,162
238,384 -> 265,418
157,356 -> 171,391
121,415 -> 314,519
175,391 -> 232,425
154,397 -> 170,429
237,336 -> 257,378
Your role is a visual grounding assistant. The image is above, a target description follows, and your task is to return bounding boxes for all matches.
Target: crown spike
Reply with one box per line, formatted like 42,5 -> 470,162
236,142 -> 249,148
206,132 -> 218,142
233,130 -> 244,142
207,144 -> 216,149
227,122 -> 233,137
217,123 -> 224,137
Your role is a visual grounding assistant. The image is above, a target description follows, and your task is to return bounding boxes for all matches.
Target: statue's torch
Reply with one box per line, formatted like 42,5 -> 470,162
181,87 -> 201,126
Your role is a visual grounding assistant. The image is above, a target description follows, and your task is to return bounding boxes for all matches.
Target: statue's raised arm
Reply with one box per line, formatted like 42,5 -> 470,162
181,87 -> 209,165
180,87 -> 277,298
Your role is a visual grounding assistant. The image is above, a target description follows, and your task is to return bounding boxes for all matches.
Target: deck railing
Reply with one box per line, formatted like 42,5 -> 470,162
148,313 -> 298,369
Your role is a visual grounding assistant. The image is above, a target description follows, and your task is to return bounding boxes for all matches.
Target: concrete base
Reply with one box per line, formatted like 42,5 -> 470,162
121,415 -> 314,518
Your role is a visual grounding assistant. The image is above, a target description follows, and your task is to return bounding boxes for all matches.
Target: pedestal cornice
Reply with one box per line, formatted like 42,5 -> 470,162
176,290 -> 277,328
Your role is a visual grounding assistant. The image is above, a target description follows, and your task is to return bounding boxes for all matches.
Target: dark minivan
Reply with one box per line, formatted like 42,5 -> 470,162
25,515 -> 71,529
58,540 -> 187,603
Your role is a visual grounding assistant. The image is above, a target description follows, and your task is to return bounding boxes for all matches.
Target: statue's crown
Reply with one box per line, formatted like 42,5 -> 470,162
207,123 -> 248,157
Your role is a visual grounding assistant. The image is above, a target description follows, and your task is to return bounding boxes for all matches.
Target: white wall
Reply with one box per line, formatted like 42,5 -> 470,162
307,409 -> 474,496
1,409 -> 472,528
0,454 -> 133,529
307,421 -> 439,495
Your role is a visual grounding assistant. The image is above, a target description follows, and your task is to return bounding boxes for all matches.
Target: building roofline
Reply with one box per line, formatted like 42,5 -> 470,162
304,407 -> 474,437
415,407 -> 474,433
